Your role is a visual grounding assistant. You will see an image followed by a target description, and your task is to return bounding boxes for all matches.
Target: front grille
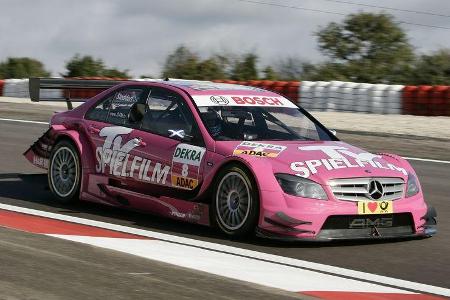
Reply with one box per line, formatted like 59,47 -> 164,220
329,177 -> 404,202
321,213 -> 412,229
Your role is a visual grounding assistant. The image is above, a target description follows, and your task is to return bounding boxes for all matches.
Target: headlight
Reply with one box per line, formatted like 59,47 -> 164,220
275,173 -> 328,200
406,172 -> 420,197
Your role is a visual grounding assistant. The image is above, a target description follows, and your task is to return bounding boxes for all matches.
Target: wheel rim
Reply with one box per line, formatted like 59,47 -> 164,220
216,172 -> 251,231
50,146 -> 78,198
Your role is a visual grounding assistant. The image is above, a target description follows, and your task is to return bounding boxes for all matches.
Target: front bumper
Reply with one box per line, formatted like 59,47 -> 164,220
257,191 -> 437,241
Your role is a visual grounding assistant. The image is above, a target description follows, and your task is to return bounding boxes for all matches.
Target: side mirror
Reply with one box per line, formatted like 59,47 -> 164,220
128,103 -> 146,123
330,129 -> 337,136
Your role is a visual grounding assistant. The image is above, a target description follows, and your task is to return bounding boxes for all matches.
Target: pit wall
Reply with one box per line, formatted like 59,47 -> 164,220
0,78 -> 448,116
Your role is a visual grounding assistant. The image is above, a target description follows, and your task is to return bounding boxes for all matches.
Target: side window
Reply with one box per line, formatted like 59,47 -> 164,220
141,88 -> 197,141
85,94 -> 114,122
107,88 -> 145,126
86,87 -> 147,125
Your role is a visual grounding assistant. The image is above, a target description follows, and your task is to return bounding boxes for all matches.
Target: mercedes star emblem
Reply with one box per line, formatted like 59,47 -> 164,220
368,180 -> 384,200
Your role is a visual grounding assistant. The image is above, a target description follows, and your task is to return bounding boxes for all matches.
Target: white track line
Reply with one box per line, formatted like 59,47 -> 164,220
0,203 -> 448,297
0,117 -> 48,125
1,117 -> 449,165
404,157 -> 450,164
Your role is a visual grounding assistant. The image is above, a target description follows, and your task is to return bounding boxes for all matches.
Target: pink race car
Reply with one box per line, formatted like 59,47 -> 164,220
25,80 -> 437,240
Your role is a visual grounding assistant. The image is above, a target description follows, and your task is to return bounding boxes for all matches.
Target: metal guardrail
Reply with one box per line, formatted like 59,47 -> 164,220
29,78 -> 126,109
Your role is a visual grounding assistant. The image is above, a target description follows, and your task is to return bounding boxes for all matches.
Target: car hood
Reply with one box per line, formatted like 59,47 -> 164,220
214,140 -> 409,185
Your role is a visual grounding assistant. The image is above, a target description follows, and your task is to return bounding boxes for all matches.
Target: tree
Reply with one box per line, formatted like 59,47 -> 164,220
409,49 -> 450,85
301,62 -> 350,81
314,12 -> 414,83
102,68 -> 130,78
273,57 -> 307,80
161,46 -> 200,79
64,54 -> 130,78
262,66 -> 278,80
161,46 -> 231,80
0,57 -> 50,79
196,57 -> 227,80
231,53 -> 259,81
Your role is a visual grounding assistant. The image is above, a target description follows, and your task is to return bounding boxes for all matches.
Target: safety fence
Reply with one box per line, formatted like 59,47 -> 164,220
0,78 -> 449,116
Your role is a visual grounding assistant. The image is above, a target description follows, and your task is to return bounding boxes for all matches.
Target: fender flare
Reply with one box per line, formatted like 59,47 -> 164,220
51,125 -> 95,171
50,125 -> 96,194
198,154 -> 283,203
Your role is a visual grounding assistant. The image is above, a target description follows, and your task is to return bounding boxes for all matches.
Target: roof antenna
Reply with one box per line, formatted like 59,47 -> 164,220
164,77 -> 169,81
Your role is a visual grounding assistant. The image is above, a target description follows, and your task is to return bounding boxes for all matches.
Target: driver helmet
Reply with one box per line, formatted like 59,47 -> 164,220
202,110 -> 222,137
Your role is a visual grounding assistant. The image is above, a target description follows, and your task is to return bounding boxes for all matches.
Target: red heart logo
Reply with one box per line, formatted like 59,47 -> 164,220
368,202 -> 378,212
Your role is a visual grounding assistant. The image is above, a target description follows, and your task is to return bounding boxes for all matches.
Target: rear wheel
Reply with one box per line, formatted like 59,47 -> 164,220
48,140 -> 81,203
212,164 -> 259,237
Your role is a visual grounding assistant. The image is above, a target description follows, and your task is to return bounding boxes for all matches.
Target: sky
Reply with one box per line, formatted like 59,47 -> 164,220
0,0 -> 449,77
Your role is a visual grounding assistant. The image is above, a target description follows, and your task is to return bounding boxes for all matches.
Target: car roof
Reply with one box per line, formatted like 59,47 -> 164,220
128,79 -> 280,97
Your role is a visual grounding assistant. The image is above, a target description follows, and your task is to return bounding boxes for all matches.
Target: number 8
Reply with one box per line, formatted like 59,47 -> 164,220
182,164 -> 189,177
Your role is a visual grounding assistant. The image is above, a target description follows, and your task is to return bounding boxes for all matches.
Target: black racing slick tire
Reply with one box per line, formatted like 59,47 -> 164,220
48,140 -> 81,204
212,164 -> 260,237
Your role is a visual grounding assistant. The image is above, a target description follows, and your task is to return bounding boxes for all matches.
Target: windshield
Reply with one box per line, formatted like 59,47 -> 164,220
198,106 -> 334,141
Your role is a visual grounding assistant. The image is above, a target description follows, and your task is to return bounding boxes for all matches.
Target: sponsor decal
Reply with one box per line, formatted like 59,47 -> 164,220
290,145 -> 407,178
233,141 -> 286,158
171,144 -> 206,190
33,155 -> 49,168
191,95 -> 297,108
231,96 -> 283,106
168,129 -> 185,139
108,111 -> 127,119
171,176 -> 198,190
170,204 -> 205,221
95,126 -> 170,185
349,217 -> 393,229
110,90 -> 142,110
210,95 -> 229,105
116,91 -> 138,103
358,201 -> 393,215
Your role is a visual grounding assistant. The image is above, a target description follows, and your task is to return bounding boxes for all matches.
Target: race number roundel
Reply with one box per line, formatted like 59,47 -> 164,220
171,144 -> 206,190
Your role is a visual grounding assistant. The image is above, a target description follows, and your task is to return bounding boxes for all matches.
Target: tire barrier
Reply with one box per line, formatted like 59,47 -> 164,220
2,78 -> 63,99
0,77 -> 449,116
3,79 -> 30,98
216,80 -> 449,116
298,81 -> 403,114
402,85 -> 450,116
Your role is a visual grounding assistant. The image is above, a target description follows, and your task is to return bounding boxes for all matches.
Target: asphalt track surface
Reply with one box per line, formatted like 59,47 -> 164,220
0,226 -> 303,300
0,102 -> 449,298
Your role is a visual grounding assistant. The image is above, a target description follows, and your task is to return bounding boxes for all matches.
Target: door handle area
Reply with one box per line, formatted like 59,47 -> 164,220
88,125 -> 101,134
132,137 -> 146,147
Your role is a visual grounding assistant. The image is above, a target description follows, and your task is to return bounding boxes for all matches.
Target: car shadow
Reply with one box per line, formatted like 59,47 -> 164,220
0,173 -> 420,249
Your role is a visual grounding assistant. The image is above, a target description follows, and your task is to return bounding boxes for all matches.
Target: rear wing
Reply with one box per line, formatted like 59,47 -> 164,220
29,78 -> 126,110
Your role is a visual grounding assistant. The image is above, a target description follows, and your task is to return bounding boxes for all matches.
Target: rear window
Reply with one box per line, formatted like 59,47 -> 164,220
107,89 -> 144,125
86,87 -> 147,125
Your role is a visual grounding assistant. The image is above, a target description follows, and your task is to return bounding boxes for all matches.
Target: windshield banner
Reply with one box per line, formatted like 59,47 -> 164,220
191,95 -> 297,108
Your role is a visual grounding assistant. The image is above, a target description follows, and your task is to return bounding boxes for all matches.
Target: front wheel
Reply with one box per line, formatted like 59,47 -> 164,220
212,164 -> 259,237
48,140 -> 81,203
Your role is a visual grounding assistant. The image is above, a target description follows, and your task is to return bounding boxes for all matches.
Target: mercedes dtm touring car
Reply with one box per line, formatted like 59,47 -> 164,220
24,80 -> 437,240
